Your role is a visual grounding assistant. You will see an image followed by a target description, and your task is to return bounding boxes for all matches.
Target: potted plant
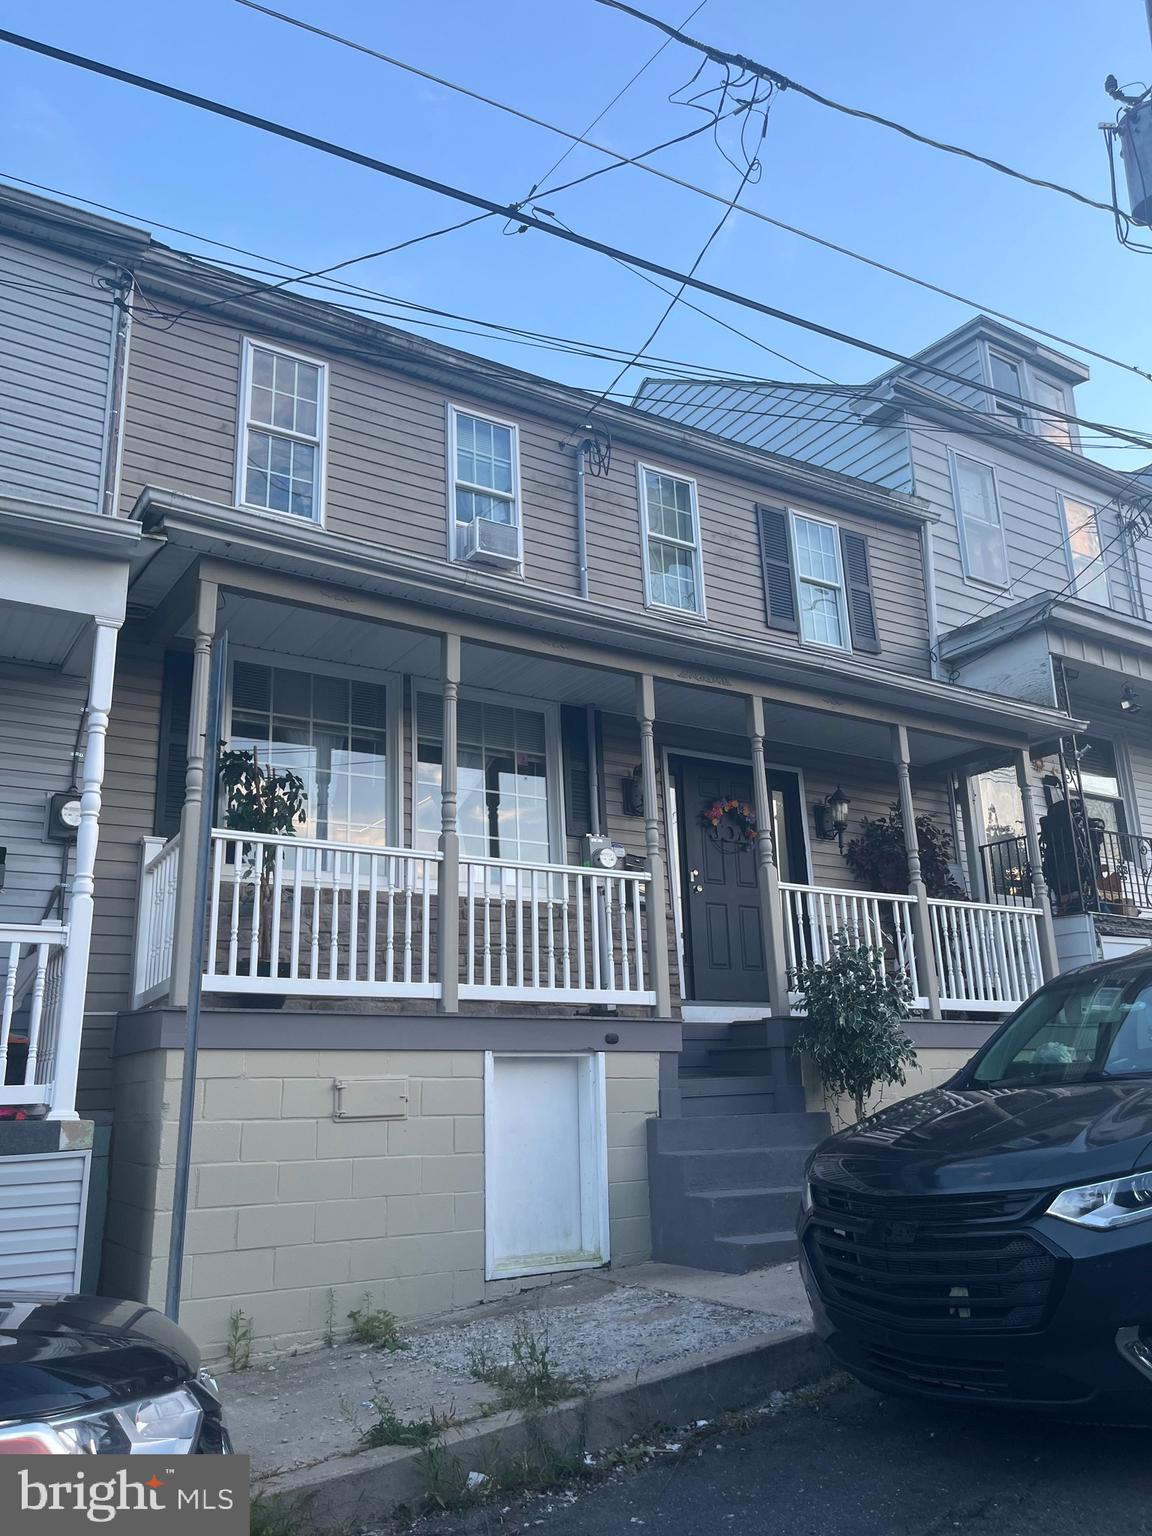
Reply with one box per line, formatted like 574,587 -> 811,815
217,747 -> 308,1005
845,804 -> 964,897
792,931 -> 918,1123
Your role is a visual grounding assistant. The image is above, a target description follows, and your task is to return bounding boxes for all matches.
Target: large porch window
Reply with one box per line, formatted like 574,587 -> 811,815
227,660 -> 390,844
415,691 -> 556,863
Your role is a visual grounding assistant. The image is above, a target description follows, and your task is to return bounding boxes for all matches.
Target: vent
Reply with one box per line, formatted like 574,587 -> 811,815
457,517 -> 521,568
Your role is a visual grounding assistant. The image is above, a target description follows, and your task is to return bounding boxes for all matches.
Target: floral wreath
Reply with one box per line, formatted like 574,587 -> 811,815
702,798 -> 758,843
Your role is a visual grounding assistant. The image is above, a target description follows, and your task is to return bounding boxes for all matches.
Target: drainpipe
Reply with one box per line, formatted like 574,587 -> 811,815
574,437 -> 590,599
920,522 -> 943,680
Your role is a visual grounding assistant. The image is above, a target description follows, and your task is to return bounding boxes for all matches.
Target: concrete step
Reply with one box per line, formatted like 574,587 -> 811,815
686,1185 -> 803,1236
728,1018 -> 801,1048
679,1075 -> 777,1117
701,1045 -> 778,1075
649,1111 -> 830,1153
669,1144 -> 814,1192
713,1230 -> 801,1271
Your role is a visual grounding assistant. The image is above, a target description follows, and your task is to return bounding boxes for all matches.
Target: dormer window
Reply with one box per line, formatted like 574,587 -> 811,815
985,348 -> 1077,451
989,353 -> 1025,431
1033,377 -> 1073,450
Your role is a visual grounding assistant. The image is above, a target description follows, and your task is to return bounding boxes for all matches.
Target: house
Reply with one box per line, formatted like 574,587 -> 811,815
0,190 -> 149,1287
1,191 -> 1083,1353
636,317 -> 1152,972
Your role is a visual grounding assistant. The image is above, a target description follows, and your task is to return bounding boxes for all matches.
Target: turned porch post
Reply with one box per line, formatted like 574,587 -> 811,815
636,674 -> 672,1018
892,723 -> 942,1020
746,695 -> 790,1018
1016,747 -> 1060,980
49,618 -> 120,1119
169,578 -> 218,1008
438,632 -> 461,1013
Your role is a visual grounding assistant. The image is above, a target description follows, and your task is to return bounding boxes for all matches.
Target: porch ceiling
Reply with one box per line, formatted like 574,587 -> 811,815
0,599 -> 92,674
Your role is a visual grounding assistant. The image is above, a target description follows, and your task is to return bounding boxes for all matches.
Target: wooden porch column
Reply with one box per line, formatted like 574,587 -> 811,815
1016,748 -> 1060,980
50,619 -> 120,1119
169,579 -> 218,1009
636,674 -> 672,1018
746,695 -> 790,1018
438,633 -> 461,1013
892,724 -> 942,1020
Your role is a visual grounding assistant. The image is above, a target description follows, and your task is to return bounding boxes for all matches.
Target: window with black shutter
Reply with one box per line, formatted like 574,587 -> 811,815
756,505 -> 798,632
839,530 -> 881,653
560,705 -> 604,838
153,650 -> 194,839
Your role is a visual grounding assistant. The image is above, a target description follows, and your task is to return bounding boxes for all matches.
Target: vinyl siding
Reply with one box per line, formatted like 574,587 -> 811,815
0,665 -> 87,925
901,336 -> 988,410
119,317 -> 932,675
0,231 -> 118,512
0,1152 -> 89,1291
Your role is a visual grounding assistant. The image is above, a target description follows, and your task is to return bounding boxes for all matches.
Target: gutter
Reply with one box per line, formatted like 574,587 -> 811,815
0,496 -> 143,559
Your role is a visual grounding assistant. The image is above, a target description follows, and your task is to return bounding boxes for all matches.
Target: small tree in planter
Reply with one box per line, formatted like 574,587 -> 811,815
845,804 -> 964,898
218,747 -> 307,987
792,932 -> 918,1123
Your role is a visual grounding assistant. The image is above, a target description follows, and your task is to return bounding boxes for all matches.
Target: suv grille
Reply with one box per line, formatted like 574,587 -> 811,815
806,1183 -> 1060,1333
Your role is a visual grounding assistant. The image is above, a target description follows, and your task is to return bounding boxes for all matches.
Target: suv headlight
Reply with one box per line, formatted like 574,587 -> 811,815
0,1388 -> 203,1456
1047,1169 -> 1152,1230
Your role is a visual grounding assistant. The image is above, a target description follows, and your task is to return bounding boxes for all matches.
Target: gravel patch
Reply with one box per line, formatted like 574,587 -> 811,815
401,1284 -> 789,1383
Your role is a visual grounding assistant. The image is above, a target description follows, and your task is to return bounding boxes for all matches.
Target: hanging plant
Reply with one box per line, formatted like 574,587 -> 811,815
702,798 -> 758,844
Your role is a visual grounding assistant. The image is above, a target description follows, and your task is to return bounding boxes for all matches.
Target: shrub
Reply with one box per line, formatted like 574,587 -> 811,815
845,804 -> 963,898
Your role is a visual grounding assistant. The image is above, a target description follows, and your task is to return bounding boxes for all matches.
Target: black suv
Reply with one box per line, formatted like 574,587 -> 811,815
0,1294 -> 230,1454
799,952 -> 1152,1419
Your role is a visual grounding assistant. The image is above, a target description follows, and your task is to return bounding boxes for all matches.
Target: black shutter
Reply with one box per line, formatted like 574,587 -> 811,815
756,505 -> 799,632
561,705 -> 602,838
840,530 -> 881,654
154,650 -> 194,839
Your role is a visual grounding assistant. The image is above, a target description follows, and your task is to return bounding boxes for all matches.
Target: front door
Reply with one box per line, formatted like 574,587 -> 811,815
675,758 -> 808,1003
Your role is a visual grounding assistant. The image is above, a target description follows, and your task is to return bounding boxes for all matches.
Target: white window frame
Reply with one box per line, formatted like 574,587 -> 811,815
949,449 -> 1011,591
637,463 -> 707,619
986,349 -> 1027,431
1032,375 -> 1077,451
225,646 -> 401,847
447,403 -> 523,565
236,338 -> 328,526
788,509 -> 851,652
1059,494 -> 1111,606
979,340 -> 1080,452
410,680 -> 566,864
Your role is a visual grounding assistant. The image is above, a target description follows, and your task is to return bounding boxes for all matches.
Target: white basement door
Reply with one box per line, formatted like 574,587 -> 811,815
485,1053 -> 609,1280
0,1151 -> 91,1292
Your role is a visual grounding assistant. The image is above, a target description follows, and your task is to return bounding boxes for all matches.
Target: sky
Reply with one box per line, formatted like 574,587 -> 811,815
2,1 -> 1151,466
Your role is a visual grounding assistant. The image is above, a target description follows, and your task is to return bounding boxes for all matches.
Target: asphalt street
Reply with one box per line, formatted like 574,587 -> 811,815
414,1380 -> 1152,1536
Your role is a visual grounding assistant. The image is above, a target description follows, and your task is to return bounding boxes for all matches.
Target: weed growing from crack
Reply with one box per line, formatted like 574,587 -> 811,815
466,1316 -> 590,1412
347,1294 -> 406,1351
321,1288 -> 336,1349
226,1307 -> 253,1372
358,1395 -> 456,1451
249,1496 -> 309,1536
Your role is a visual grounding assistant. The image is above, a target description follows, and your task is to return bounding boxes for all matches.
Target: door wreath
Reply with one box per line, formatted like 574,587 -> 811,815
702,798 -> 758,846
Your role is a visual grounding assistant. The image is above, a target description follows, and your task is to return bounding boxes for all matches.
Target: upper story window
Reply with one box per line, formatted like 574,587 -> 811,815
792,514 -> 850,649
1033,377 -> 1074,450
1060,495 -> 1110,606
450,407 -> 522,568
757,505 -> 880,654
639,466 -> 705,616
951,453 -> 1009,588
989,353 -> 1026,430
239,341 -> 326,522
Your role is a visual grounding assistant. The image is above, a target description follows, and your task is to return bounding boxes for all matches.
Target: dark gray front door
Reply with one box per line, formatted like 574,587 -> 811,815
676,760 -> 765,1002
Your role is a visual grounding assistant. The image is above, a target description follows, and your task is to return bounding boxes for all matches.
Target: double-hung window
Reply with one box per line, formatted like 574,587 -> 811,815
952,453 -> 1009,588
239,340 -> 326,522
450,408 -> 521,560
988,353 -> 1026,430
791,513 -> 850,648
1060,495 -> 1110,606
640,466 -> 705,615
1034,377 -> 1074,450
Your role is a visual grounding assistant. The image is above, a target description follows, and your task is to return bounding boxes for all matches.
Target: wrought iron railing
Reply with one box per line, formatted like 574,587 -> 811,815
982,829 -> 1152,916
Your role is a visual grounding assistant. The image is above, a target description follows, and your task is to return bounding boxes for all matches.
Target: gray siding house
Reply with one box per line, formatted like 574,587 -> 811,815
0,190 -> 147,1288
637,317 -> 1152,971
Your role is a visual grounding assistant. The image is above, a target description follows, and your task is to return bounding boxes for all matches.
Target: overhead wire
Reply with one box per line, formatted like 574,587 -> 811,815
233,0 -> 1152,388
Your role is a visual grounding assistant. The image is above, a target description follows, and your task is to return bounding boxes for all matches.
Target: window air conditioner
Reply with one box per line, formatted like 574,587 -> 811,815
457,517 -> 521,568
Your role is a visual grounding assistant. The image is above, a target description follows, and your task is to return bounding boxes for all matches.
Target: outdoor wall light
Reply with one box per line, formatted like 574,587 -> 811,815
623,764 -> 645,817
813,787 -> 851,853
1122,686 -> 1141,714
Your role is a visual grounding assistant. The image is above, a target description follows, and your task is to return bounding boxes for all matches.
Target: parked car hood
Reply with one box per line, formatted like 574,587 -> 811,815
0,1294 -> 197,1421
810,1082 -> 1152,1197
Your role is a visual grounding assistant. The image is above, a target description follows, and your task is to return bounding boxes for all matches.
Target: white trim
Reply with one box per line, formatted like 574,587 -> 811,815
410,679 -> 565,862
236,337 -> 328,527
637,462 -> 707,620
787,508 -> 851,652
1057,492 -> 1111,607
948,447 -> 1011,592
483,1051 -> 609,1282
447,402 -> 523,568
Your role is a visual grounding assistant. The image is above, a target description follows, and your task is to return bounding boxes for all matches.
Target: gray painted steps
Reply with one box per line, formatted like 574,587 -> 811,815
667,1144 -> 813,1190
713,1230 -> 802,1272
650,1111 -> 828,1152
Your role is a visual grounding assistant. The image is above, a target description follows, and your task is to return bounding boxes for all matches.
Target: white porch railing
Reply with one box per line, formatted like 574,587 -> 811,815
132,834 -> 182,1008
781,883 -> 925,1010
204,832 -> 440,997
459,857 -> 653,1004
928,898 -> 1043,1014
0,923 -> 68,1109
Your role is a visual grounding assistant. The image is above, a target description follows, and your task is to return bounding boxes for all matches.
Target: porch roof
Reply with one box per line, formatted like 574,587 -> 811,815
129,488 -> 1084,751
939,592 -> 1152,678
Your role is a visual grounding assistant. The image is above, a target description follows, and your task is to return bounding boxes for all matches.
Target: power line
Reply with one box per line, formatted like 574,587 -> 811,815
593,0 -> 1124,218
234,0 -> 1152,387
5,28 -> 1149,453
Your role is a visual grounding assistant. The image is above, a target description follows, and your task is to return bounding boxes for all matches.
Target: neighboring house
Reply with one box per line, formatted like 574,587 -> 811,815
0,191 -> 148,1288
0,192 -> 1081,1352
636,316 -> 1152,971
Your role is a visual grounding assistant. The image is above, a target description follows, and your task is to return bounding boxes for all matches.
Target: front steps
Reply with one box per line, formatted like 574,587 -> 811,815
648,1016 -> 830,1274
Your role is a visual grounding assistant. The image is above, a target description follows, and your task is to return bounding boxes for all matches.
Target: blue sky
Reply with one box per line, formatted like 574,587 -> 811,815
2,1 -> 1151,463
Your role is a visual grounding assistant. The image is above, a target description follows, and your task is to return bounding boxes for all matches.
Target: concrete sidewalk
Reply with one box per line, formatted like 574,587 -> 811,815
229,1261 -> 811,1481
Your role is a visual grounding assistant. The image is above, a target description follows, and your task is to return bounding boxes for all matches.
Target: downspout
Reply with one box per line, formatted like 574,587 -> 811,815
920,521 -> 943,680
97,268 -> 134,518
574,437 -> 590,599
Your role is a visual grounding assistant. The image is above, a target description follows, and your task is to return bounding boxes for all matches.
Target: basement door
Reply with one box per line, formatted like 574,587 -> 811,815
484,1053 -> 609,1281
